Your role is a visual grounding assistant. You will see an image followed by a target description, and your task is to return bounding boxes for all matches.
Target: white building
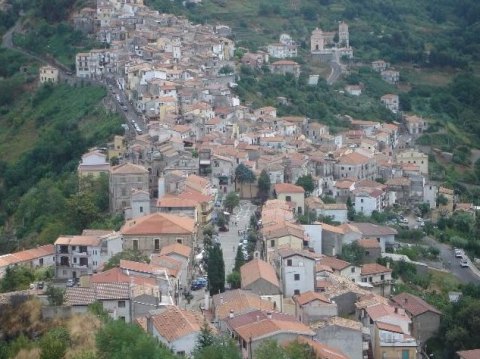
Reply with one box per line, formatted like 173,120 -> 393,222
275,248 -> 316,297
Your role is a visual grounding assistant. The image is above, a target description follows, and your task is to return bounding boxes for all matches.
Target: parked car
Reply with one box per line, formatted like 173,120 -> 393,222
455,249 -> 464,258
460,259 -> 469,267
66,279 -> 75,287
37,281 -> 44,290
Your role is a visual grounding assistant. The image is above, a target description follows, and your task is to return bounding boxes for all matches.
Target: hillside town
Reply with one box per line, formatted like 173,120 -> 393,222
1,0 -> 480,359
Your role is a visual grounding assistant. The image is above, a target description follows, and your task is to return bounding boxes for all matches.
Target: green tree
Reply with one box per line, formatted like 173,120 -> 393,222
295,175 -> 315,195
195,321 -> 215,351
40,327 -> 70,359
45,285 -> 65,306
0,266 -> 35,293
227,271 -> 241,289
207,243 -> 225,295
257,170 -> 271,202
341,242 -> 365,265
194,336 -> 241,359
346,196 -> 355,221
224,192 -> 240,213
104,250 -> 150,270
255,340 -> 288,359
234,246 -> 245,271
235,164 -> 256,197
96,320 -> 176,359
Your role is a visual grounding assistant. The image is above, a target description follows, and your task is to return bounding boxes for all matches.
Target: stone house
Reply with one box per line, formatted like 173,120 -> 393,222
396,149 -> 429,175
373,322 -> 417,359
357,239 -> 381,263
121,212 -> 196,255
391,292 -> 442,343
380,94 -> 399,113
360,263 -> 392,296
39,65 -> 59,84
109,163 -> 149,213
274,182 -> 305,214
270,60 -> 301,78
0,245 -> 55,279
240,259 -> 282,311
381,69 -> 400,84
294,291 -> 337,324
77,150 -> 110,178
404,114 -> 428,135
334,152 -> 377,180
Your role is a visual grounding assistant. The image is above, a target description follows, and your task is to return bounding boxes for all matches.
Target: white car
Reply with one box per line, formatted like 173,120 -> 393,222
460,258 -> 469,267
455,249 -> 464,258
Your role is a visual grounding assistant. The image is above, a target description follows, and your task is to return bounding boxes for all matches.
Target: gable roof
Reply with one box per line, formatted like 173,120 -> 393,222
297,337 -> 349,359
121,213 -> 195,235
294,291 -> 330,306
376,321 -> 404,334
110,162 -> 149,174
55,235 -> 101,247
317,256 -> 352,271
159,243 -> 192,259
361,263 -> 392,276
357,239 -> 381,249
212,289 -> 274,320
391,292 -> 441,316
65,282 -> 130,305
235,318 -> 314,341
349,222 -> 397,236
148,306 -> 207,342
0,245 -> 55,266
274,183 -> 305,194
240,259 -> 280,289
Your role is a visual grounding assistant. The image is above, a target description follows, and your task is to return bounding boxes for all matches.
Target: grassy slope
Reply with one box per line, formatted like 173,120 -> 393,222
0,83 -> 110,163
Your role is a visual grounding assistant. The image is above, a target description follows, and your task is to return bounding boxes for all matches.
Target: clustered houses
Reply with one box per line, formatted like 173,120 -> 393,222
0,0 -> 454,357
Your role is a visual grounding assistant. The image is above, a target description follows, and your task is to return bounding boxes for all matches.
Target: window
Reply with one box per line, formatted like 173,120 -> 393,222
294,289 -> 300,295
119,316 -> 126,322
177,239 -> 183,244
118,301 -> 126,308
362,278 -> 367,282
154,239 -> 160,251
176,351 -> 185,357
133,240 -> 138,250
287,259 -> 292,266
351,267 -> 355,273
39,258 -> 44,266
294,274 -> 300,281
140,206 -> 143,213
286,195 -> 291,202
365,251 -> 370,255
380,274 -> 385,280
369,277 -> 373,282
360,199 -> 364,203
270,240 -> 275,248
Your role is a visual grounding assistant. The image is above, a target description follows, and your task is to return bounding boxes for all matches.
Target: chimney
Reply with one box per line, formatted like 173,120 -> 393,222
394,307 -> 398,314
404,297 -> 408,304
229,310 -> 234,318
146,313 -> 153,334
267,312 -> 272,319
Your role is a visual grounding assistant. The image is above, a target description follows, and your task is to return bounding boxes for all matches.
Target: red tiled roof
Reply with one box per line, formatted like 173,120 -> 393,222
294,291 -> 330,306
391,292 -> 441,316
361,263 -> 392,275
159,243 -> 192,258
274,183 -> 305,194
240,259 -> 280,289
121,213 -> 195,235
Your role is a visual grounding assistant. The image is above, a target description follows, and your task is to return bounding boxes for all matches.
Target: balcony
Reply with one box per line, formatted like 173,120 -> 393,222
71,250 -> 89,257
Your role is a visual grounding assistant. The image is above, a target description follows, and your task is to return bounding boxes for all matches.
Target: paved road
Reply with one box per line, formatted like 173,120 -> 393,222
218,200 -> 256,277
423,236 -> 480,284
327,51 -> 343,85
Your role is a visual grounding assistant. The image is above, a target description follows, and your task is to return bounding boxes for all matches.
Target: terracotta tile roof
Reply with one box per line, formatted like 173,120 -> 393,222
261,221 -> 304,240
148,306 -> 208,342
185,174 -> 210,188
311,316 -> 362,331
274,183 -> 305,194
318,223 -> 345,234
91,267 -> 157,287
240,259 -> 280,289
294,291 -> 330,306
338,152 -> 369,165
120,259 -> 171,276
391,292 -> 441,316
386,177 -> 411,187
457,349 -> 480,359
226,310 -> 296,330
95,282 -> 130,300
334,179 -> 355,189
55,235 -> 101,247
110,162 -> 149,174
4,244 -> 55,264
121,213 -> 195,235
65,287 -> 96,306
317,256 -> 351,271
159,243 -> 192,259
149,255 -> 182,277
297,337 -> 349,359
212,289 -> 274,320
365,303 -> 411,324
157,196 -> 199,208
361,263 -> 392,275
349,222 -> 397,236
178,190 -> 212,203
235,318 -> 314,341
276,248 -> 317,261
357,239 -> 381,248
376,321 -> 404,334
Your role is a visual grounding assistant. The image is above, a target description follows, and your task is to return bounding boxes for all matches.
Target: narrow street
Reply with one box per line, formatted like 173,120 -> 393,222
218,200 -> 256,276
